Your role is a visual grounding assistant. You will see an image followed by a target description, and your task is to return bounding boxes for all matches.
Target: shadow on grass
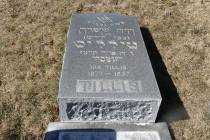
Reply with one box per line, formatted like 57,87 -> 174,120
140,27 -> 190,140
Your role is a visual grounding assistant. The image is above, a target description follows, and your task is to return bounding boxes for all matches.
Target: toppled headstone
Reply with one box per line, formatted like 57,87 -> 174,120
58,13 -> 162,122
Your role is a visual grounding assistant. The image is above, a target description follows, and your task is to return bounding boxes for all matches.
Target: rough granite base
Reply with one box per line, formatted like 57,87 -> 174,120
59,99 -> 158,122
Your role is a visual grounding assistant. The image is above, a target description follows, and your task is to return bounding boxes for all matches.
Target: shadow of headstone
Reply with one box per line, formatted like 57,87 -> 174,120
140,27 -> 189,140
141,27 -> 190,140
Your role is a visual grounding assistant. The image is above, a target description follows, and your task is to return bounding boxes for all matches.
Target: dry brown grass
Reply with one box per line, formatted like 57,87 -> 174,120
0,0 -> 210,139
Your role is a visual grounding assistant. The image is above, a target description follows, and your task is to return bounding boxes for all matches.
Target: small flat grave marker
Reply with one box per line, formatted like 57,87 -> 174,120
44,122 -> 172,140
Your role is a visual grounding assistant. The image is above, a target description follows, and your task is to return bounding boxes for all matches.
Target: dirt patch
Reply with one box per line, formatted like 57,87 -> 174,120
0,0 -> 210,139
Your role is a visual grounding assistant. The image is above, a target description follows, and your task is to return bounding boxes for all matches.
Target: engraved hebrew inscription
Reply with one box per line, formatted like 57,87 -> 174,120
72,14 -> 140,93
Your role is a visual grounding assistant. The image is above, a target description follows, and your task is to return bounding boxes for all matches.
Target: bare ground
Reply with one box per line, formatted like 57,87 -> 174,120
0,0 -> 210,139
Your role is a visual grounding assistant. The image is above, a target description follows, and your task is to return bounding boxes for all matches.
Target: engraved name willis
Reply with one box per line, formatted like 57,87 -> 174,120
76,80 -> 142,93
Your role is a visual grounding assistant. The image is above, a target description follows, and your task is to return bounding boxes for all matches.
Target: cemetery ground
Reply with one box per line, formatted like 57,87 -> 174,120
0,0 -> 210,140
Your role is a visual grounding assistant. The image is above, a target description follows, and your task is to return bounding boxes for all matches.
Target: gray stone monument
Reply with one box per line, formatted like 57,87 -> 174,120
44,13 -> 172,140
58,13 -> 162,122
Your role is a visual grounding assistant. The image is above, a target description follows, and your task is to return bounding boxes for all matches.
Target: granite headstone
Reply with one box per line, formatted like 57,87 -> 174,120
58,13 -> 162,122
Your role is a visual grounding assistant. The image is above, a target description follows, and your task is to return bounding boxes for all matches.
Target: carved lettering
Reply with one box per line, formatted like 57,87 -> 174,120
74,40 -> 85,48
76,80 -> 142,93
